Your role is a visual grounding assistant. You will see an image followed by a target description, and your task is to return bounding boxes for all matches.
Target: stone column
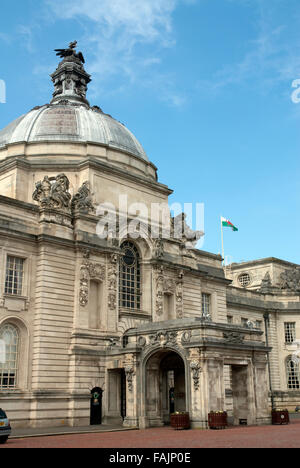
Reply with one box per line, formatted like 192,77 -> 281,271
207,356 -> 225,412
123,354 -> 139,427
187,348 -> 209,429
253,354 -> 271,425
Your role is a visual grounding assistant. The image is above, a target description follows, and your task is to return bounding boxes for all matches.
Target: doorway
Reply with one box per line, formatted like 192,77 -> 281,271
90,387 -> 103,425
145,350 -> 186,426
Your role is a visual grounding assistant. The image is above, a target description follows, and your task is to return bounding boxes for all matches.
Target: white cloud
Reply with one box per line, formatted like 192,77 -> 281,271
46,0 -> 194,106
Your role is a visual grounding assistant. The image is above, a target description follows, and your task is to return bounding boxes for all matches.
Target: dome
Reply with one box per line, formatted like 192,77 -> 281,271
0,104 -> 149,162
0,42 -> 149,163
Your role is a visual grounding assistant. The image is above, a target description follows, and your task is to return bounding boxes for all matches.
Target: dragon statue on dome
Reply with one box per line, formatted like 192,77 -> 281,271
54,40 -> 85,64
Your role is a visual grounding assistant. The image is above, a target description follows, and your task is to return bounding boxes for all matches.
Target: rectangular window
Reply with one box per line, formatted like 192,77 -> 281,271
284,323 -> 296,344
202,293 -> 210,318
4,256 -> 25,296
227,315 -> 233,324
255,320 -> 262,330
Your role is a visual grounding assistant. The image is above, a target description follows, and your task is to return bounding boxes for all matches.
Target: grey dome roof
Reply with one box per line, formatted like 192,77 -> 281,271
0,104 -> 149,162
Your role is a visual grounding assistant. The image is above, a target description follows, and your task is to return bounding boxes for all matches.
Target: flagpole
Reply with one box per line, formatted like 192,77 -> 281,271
221,216 -> 225,265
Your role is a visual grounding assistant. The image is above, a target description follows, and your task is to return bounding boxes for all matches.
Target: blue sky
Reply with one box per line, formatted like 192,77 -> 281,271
0,0 -> 300,264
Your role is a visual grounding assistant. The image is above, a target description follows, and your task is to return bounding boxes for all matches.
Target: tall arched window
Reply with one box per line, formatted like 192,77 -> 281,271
286,356 -> 300,390
119,241 -> 141,309
0,324 -> 19,389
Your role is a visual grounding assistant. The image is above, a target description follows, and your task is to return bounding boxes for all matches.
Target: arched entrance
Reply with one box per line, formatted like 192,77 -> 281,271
145,350 -> 186,426
90,387 -> 103,425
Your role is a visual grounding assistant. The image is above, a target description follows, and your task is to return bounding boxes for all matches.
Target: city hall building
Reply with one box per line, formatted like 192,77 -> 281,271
0,44 -> 299,429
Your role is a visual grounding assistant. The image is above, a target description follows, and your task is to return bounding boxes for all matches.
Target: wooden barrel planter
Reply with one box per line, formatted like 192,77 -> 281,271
272,409 -> 289,425
170,412 -> 190,430
208,411 -> 228,430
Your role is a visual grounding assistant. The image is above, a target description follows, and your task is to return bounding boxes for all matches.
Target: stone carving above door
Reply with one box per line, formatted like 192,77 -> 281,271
223,331 -> 245,344
149,331 -> 178,347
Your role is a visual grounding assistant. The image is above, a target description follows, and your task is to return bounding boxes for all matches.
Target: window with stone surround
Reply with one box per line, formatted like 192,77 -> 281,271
284,323 -> 296,344
238,273 -> 251,287
0,324 -> 19,389
201,293 -> 210,318
4,256 -> 25,296
119,241 -> 141,310
286,357 -> 300,389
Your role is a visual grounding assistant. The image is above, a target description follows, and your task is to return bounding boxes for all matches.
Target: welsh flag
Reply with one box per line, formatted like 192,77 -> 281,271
221,217 -> 238,232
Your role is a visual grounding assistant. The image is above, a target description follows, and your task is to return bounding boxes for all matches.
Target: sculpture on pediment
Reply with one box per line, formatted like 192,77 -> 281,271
259,272 -> 272,293
171,213 -> 204,249
278,268 -> 300,293
33,173 -> 71,212
153,238 -> 164,259
71,181 -> 95,215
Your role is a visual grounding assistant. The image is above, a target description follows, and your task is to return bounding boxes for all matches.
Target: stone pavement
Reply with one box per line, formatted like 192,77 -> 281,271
10,423 -> 136,439
3,419 -> 300,448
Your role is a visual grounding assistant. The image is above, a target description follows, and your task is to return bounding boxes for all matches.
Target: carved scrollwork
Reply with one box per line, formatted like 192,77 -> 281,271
190,361 -> 202,391
125,366 -> 135,392
79,256 -> 105,307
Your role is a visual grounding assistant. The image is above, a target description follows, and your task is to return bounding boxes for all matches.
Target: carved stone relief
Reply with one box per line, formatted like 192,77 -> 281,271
107,254 -> 119,312
149,331 -> 178,347
33,175 -> 96,225
223,332 -> 245,344
71,181 -> 95,215
155,266 -> 184,319
279,268 -> 300,293
79,251 -> 106,307
190,361 -> 202,391
125,366 -> 135,392
153,239 -> 164,259
33,173 -> 71,212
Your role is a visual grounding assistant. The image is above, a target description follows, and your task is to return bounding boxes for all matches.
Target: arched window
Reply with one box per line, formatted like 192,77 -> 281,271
0,324 -> 19,389
286,356 -> 300,390
119,241 -> 141,309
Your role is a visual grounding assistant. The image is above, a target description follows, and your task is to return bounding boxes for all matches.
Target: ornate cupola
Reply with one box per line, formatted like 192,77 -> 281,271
50,41 -> 91,107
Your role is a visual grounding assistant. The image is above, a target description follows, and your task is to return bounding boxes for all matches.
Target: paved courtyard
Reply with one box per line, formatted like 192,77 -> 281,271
2,419 -> 300,448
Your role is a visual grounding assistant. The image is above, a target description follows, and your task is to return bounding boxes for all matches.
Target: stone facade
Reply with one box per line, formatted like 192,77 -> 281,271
0,48 -> 299,429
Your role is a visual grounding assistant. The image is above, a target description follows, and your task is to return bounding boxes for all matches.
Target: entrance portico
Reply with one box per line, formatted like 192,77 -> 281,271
107,318 -> 271,429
